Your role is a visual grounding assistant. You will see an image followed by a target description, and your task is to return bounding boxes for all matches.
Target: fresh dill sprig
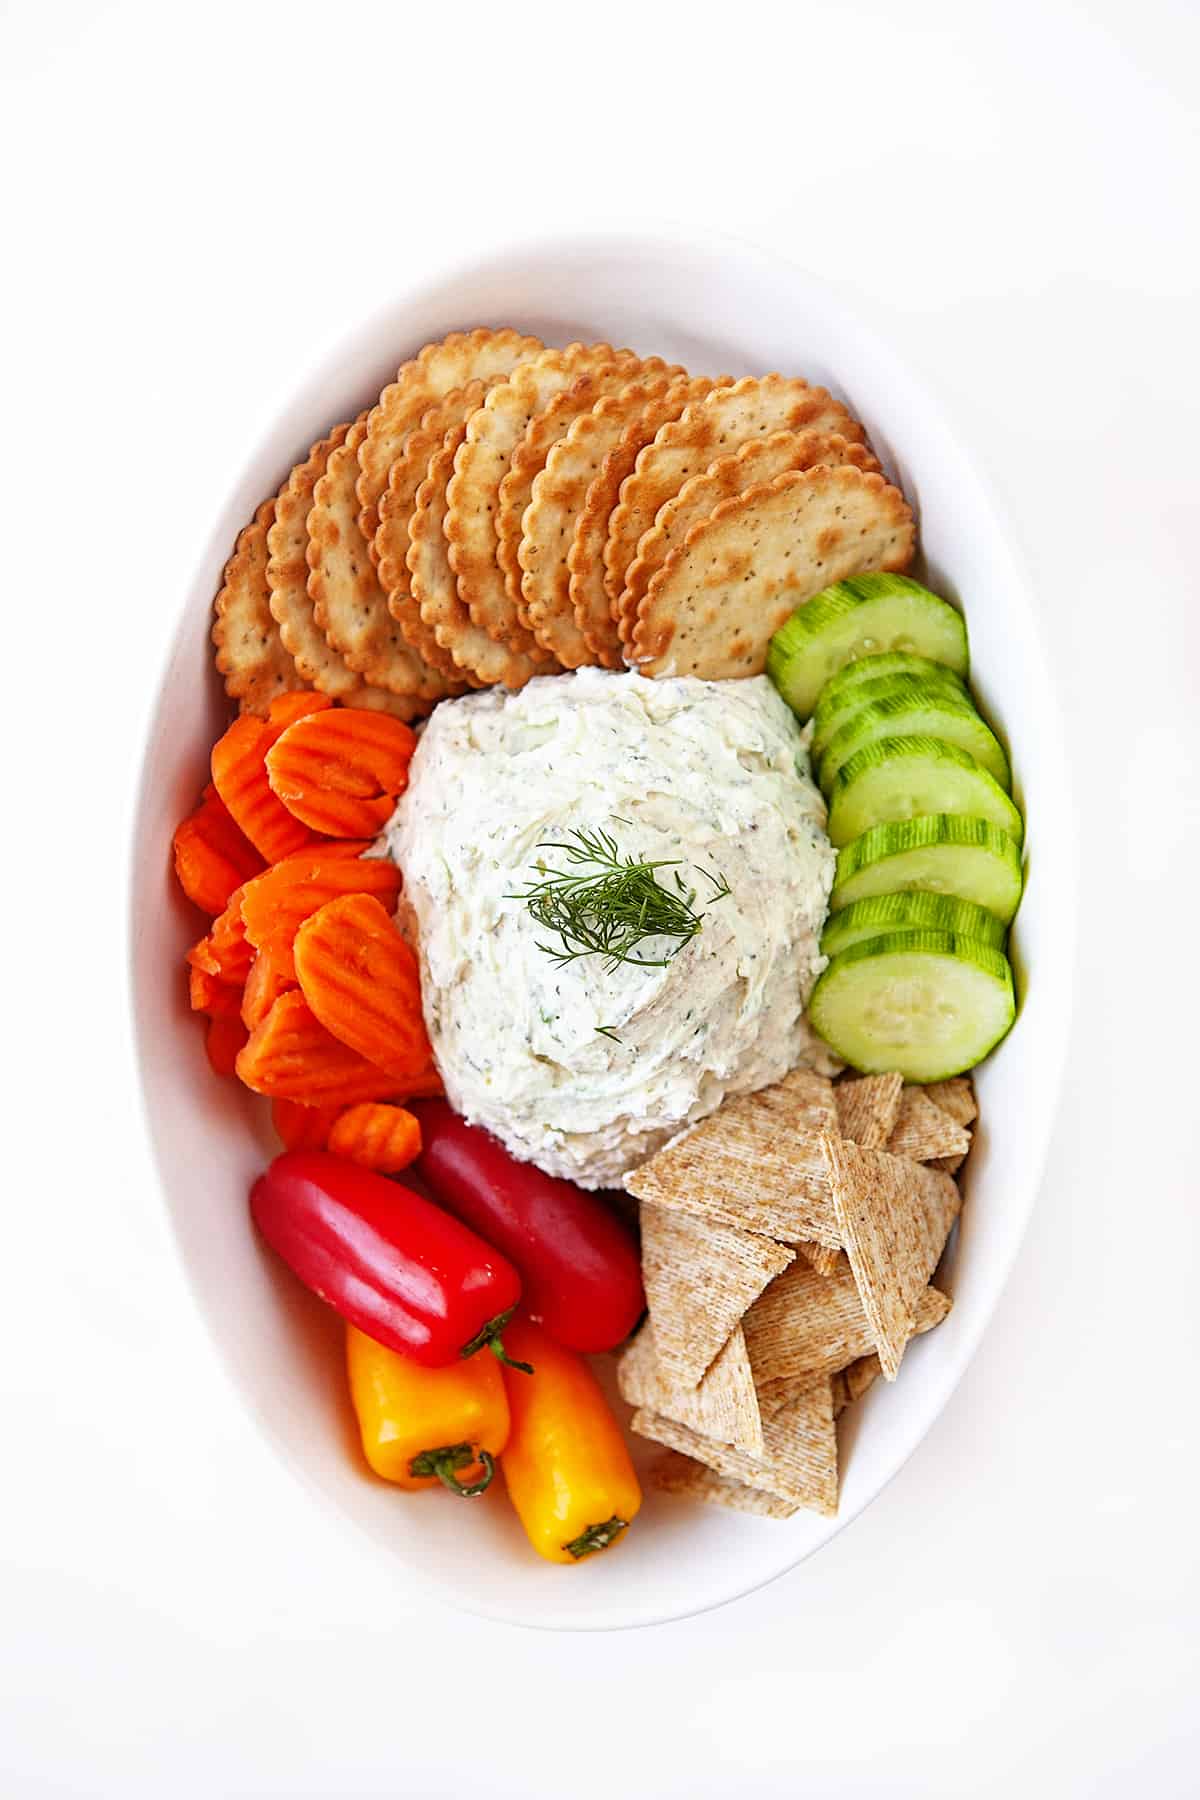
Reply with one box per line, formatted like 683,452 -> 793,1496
507,823 -> 731,972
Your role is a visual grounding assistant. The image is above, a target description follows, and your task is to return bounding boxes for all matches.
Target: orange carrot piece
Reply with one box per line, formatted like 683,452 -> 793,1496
268,692 -> 333,730
294,893 -> 431,1082
189,963 -> 244,1018
241,934 -> 299,1030
265,708 -> 417,837
239,843 -> 400,953
211,694 -> 330,862
270,1098 -> 345,1151
173,786 -> 265,915
206,1013 -> 249,1078
327,1103 -> 423,1174
187,882 -> 255,986
235,991 -> 401,1105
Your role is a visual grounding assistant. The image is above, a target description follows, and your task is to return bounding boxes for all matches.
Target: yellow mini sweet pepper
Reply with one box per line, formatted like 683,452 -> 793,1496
346,1324 -> 510,1496
499,1316 -> 642,1563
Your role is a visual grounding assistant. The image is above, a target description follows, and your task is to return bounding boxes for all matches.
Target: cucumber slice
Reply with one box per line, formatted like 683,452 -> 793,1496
820,890 -> 1008,957
817,651 -> 970,713
808,931 -> 1016,1081
830,814 -> 1024,923
827,735 -> 1024,847
766,573 -> 969,721
813,671 -> 972,760
817,692 -> 1010,794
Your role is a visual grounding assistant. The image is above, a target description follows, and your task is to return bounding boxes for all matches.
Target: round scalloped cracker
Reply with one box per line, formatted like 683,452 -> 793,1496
567,375 -> 726,668
517,370 -> 693,668
375,378 -> 498,678
213,496 -> 308,715
631,464 -> 915,680
408,424 -> 545,689
308,416 -> 468,701
355,327 -> 543,564
603,375 -> 868,614
266,424 -> 429,720
445,344 -> 639,663
496,354 -> 677,625
616,429 -> 880,651
385,413 -> 488,690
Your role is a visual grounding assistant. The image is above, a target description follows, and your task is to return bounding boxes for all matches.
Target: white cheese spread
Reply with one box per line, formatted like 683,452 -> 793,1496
385,669 -> 835,1187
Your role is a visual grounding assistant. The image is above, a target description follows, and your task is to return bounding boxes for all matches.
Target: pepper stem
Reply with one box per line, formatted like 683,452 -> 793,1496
487,1338 -> 535,1375
408,1443 -> 496,1498
564,1516 -> 629,1559
459,1306 -> 534,1375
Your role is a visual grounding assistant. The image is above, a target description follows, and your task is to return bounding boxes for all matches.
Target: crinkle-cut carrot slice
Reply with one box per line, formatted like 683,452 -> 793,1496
241,934 -> 299,1030
211,695 -> 330,862
294,893 -> 431,1082
206,1013 -> 249,1078
327,1103 -> 423,1173
265,709 -> 417,838
239,843 -> 400,952
235,990 -> 401,1104
173,786 -> 265,915
270,1098 -> 345,1151
267,692 -> 332,730
189,963 -> 244,1018
187,882 -> 256,988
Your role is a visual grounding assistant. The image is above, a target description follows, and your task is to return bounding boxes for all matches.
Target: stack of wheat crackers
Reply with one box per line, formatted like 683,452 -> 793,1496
618,1068 -> 977,1519
212,329 -> 915,714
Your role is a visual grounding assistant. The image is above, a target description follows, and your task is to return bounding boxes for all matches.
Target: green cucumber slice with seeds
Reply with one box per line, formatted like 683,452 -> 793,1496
766,573 -> 969,721
817,693 -> 1010,794
830,814 -> 1024,923
812,671 -> 972,760
820,890 -> 1008,958
817,651 -> 970,712
808,930 -> 1016,1082
826,735 -> 1024,847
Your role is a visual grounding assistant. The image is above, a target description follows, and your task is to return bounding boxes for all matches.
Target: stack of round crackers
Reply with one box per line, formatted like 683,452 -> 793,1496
213,329 -> 916,714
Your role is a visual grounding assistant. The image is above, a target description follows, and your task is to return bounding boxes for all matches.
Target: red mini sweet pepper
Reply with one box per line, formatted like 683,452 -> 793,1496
410,1101 -> 645,1354
250,1149 -> 530,1369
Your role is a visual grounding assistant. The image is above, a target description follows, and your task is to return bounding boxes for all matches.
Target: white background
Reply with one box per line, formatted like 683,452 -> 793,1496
3,1 -> 1198,1793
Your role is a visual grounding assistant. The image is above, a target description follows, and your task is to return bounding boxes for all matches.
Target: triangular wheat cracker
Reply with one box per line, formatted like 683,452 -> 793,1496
633,1377 -> 838,1515
625,1069 -> 839,1245
923,1077 -> 978,1129
887,1088 -> 972,1162
842,1353 -> 884,1407
820,1134 -> 961,1380
618,1322 -> 763,1455
829,1357 -> 884,1415
743,1256 -> 868,1386
835,1072 -> 904,1148
639,1203 -> 793,1391
649,1451 -> 799,1519
926,1078 -> 976,1174
747,1256 -> 952,1391
754,1287 -> 951,1417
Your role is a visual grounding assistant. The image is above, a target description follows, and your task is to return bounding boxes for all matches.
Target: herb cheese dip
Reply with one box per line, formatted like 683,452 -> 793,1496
385,669 -> 835,1188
